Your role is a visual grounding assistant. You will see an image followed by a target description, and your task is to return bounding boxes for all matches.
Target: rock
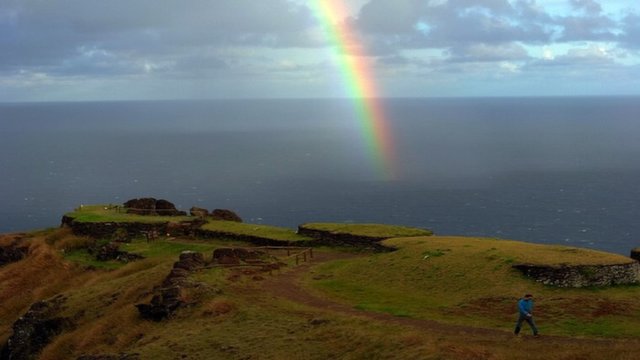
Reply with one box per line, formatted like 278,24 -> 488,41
93,242 -> 143,263
174,251 -> 205,271
0,240 -> 29,267
0,295 -> 72,360
212,248 -> 240,265
124,198 -> 157,215
210,209 -> 243,222
512,262 -> 640,287
189,207 -> 209,218
124,198 -> 184,216
631,248 -> 640,262
137,251 -> 205,321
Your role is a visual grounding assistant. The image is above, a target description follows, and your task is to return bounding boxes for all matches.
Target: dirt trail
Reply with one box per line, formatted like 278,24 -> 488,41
259,251 -> 636,347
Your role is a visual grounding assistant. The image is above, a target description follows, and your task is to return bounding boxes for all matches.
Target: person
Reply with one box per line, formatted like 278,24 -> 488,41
514,294 -> 539,336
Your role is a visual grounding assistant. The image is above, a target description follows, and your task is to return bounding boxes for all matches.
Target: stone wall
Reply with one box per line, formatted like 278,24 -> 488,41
194,229 -> 304,247
296,225 -> 395,252
61,216 -> 169,238
512,261 -> 640,287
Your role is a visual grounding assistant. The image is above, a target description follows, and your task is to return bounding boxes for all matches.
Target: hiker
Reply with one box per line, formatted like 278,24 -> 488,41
514,293 -> 539,336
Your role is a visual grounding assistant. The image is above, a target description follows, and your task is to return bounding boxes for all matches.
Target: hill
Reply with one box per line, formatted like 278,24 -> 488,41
1,204 -> 640,359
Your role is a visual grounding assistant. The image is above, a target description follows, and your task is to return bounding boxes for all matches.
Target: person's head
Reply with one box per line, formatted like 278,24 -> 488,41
524,294 -> 533,300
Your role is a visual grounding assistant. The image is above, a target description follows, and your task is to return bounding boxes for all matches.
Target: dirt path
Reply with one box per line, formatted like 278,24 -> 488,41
258,251 -> 634,346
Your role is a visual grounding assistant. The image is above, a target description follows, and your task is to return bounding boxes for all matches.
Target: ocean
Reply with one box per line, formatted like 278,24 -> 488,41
1,97 -> 639,254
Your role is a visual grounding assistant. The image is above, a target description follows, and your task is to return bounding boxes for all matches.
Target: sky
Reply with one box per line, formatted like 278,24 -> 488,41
1,0 -> 639,101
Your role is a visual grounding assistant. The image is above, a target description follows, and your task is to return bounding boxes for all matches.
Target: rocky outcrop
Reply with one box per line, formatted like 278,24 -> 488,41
631,248 -> 640,262
297,225 -> 395,252
136,251 -> 205,321
189,207 -> 209,218
123,198 -> 186,216
0,238 -> 29,267
210,209 -> 242,222
512,262 -> 640,288
0,295 -> 72,360
91,242 -> 144,263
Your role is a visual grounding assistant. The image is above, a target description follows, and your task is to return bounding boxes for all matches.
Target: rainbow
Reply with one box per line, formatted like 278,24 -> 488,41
310,0 -> 397,180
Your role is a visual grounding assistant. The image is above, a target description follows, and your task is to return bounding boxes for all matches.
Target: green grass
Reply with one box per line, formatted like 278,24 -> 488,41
65,204 -> 192,223
307,236 -> 640,337
201,220 -> 311,242
300,222 -> 433,238
121,238 -> 219,259
64,249 -> 123,270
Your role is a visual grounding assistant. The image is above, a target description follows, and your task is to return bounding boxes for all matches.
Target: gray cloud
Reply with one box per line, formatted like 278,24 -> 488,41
0,0 -> 314,75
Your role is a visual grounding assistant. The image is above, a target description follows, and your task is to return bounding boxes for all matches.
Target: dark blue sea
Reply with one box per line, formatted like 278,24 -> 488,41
1,97 -> 639,254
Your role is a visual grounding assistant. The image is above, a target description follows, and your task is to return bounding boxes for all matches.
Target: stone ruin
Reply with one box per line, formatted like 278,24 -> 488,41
512,261 -> 640,288
210,209 -> 243,222
123,198 -> 186,216
136,251 -> 205,321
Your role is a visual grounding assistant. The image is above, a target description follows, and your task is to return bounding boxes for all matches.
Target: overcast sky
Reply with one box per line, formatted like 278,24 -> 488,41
1,0 -> 639,101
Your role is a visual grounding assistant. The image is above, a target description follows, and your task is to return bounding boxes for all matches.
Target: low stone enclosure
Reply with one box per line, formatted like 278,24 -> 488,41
136,247 -> 309,321
512,261 -> 640,288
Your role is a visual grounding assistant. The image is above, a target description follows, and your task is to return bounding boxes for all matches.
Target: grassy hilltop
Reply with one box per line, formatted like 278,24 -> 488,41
1,205 -> 640,359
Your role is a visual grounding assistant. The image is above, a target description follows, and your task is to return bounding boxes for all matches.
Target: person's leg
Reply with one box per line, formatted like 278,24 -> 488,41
525,317 -> 539,335
514,314 -> 525,334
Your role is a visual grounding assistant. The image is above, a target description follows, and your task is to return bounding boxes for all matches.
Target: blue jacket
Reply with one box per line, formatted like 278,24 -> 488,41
518,298 -> 534,316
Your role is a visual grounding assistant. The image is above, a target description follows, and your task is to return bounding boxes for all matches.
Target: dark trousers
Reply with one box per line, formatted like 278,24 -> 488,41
514,314 -> 538,335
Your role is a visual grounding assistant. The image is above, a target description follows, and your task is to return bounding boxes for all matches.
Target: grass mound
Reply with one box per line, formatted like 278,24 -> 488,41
308,236 -> 640,337
299,222 -> 433,238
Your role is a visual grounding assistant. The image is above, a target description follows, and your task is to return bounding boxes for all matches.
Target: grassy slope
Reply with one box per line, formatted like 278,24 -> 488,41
308,236 -> 640,337
301,222 -> 433,238
3,229 -> 640,359
65,205 -> 192,223
201,220 -> 311,242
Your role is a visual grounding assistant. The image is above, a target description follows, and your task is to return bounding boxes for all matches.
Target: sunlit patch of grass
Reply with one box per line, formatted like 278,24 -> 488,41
65,204 -> 192,223
308,236 -> 640,337
201,220 -> 312,242
121,238 -> 218,259
301,222 -> 433,238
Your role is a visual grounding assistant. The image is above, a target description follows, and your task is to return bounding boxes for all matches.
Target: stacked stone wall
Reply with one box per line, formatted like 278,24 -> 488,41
512,262 -> 640,287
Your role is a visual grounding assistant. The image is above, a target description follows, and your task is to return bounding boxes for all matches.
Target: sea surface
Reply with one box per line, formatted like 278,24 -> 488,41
1,97 -> 639,254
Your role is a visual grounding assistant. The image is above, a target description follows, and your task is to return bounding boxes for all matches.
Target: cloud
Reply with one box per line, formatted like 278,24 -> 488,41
447,43 -> 530,63
0,0 -> 315,75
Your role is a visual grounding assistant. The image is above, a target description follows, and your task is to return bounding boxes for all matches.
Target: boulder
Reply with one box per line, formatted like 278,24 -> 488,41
93,242 -> 143,263
124,198 -> 184,216
0,295 -> 72,360
0,242 -> 29,267
136,286 -> 184,321
174,251 -> 205,271
210,209 -> 243,222
212,248 -> 240,265
189,207 -> 209,218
